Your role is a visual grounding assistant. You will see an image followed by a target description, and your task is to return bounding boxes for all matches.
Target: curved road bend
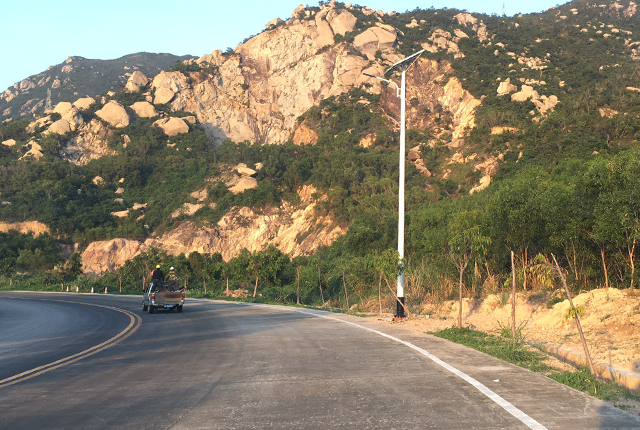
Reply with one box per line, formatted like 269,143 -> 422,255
0,292 -> 637,430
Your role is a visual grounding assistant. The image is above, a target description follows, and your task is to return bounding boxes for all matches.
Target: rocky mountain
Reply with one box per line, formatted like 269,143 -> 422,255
0,52 -> 194,121
3,0 -> 640,279
152,5 -> 483,148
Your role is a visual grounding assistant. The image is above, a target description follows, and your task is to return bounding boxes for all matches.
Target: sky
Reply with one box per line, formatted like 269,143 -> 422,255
0,0 -> 567,92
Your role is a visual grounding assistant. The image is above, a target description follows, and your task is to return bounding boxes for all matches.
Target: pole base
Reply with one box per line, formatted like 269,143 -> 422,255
394,296 -> 406,320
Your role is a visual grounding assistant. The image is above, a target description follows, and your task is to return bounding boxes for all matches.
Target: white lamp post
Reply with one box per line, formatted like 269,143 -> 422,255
364,49 -> 424,319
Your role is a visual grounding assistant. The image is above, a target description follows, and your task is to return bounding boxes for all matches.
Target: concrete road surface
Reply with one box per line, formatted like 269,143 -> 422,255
0,292 -> 638,429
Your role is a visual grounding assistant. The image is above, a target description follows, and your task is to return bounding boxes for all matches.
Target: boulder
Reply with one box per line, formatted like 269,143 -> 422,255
353,25 -> 397,57
511,86 -> 559,114
359,133 -> 375,148
406,19 -> 420,29
171,203 -> 204,219
154,87 -> 175,105
422,29 -> 463,59
533,95 -> 559,114
27,116 -> 52,133
132,202 -> 148,210
497,78 -> 517,96
292,4 -> 306,18
62,107 -> 84,131
20,141 -> 43,160
47,119 -> 71,135
600,107 -> 620,118
92,176 -> 105,185
237,164 -> 257,177
197,49 -> 224,66
2,139 -> 16,147
96,101 -> 130,127
314,9 -> 335,47
152,71 -> 181,105
153,117 -> 189,136
73,97 -> 95,110
491,126 -> 519,135
511,85 -> 538,102
267,17 -> 283,28
455,12 -> 488,41
111,210 -> 129,218
327,9 -> 357,35
130,101 -> 158,118
125,71 -> 149,92
229,176 -> 258,194
53,102 -> 73,116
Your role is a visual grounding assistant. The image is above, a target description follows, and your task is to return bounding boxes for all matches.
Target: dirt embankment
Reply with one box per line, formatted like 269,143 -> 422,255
369,288 -> 640,378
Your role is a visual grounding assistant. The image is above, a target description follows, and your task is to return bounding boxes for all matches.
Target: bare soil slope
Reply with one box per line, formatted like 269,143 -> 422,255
369,288 -> 640,376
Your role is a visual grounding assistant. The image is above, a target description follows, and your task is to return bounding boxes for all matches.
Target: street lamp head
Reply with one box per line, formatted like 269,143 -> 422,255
385,49 -> 426,75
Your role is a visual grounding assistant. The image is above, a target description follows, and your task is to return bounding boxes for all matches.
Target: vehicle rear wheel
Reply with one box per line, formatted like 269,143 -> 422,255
177,305 -> 183,313
148,304 -> 155,314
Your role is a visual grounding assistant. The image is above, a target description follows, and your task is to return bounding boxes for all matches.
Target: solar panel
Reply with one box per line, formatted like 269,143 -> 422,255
385,49 -> 426,75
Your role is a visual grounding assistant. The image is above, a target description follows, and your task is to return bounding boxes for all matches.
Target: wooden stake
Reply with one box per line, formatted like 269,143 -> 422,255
551,254 -> 595,375
296,266 -> 300,305
317,266 -> 324,305
342,271 -> 349,310
511,250 -> 517,337
378,273 -> 383,316
458,264 -> 464,329
600,246 -> 610,289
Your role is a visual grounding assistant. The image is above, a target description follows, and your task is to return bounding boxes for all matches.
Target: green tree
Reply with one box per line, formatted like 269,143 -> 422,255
370,249 -> 401,315
65,252 -> 83,280
248,245 -> 287,298
448,210 -> 491,328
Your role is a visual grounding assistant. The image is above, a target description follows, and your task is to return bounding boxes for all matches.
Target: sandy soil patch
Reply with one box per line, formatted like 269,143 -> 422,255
362,288 -> 640,376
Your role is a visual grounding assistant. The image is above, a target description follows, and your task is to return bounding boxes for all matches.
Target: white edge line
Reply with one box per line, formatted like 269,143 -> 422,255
229,302 -> 548,430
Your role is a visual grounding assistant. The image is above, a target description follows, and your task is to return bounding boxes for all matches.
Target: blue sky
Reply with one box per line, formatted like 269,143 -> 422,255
0,0 -> 566,91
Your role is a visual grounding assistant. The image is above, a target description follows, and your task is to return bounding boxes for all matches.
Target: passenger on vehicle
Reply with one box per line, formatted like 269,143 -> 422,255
166,267 -> 179,291
151,264 -> 165,290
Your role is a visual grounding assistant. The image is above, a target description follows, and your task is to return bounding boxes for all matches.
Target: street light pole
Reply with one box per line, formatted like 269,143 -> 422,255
396,62 -> 407,319
364,50 -> 424,320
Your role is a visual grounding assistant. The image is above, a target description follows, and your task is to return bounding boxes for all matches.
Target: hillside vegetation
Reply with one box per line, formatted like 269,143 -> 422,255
2,0 -> 640,315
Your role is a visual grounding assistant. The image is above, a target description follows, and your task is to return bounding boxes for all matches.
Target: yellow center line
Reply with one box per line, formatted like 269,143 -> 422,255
0,298 -> 142,388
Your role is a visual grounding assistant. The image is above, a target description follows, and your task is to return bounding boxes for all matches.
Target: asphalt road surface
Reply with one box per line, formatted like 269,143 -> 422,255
0,291 -> 638,430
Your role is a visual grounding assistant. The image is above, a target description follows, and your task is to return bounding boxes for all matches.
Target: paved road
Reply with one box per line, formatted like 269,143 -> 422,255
0,292 -> 638,430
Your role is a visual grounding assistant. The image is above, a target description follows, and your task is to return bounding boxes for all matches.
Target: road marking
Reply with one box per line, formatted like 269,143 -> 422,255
0,299 -> 142,388
232,302 -> 547,430
294,309 -> 548,430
